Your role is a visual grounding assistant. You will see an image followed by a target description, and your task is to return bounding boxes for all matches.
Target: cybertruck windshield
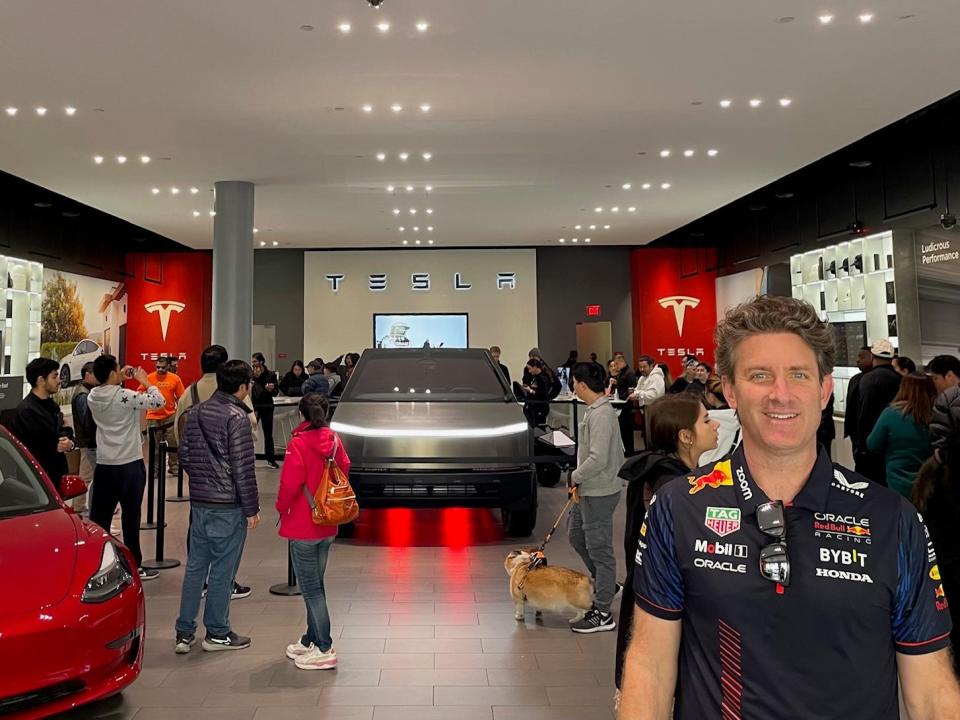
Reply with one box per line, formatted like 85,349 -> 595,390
340,349 -> 511,403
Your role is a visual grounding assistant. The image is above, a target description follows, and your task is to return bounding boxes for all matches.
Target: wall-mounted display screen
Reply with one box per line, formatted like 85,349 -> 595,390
373,313 -> 468,349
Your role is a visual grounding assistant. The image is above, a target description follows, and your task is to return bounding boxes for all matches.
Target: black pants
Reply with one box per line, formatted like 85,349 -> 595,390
258,407 -> 276,462
90,460 -> 146,567
618,404 -> 636,455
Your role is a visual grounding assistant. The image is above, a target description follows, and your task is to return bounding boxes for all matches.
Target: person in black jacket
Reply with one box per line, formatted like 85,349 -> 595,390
520,358 -> 551,426
175,359 -> 260,654
251,353 -> 280,469
611,354 -> 639,455
854,340 -> 901,484
614,393 -> 719,692
843,346 -> 873,454
279,360 -> 306,397
70,362 -> 99,511
12,358 -> 74,486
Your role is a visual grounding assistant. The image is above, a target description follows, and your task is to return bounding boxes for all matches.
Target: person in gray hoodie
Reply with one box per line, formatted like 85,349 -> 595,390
87,355 -> 166,581
568,361 -> 625,634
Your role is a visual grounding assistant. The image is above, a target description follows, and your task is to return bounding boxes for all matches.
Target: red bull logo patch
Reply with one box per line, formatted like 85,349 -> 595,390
689,460 -> 734,495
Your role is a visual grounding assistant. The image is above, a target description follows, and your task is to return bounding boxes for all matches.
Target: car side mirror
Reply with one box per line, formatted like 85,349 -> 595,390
59,474 -> 87,501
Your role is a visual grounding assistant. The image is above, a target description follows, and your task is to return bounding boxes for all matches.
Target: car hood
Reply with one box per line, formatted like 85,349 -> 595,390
0,509 -> 78,615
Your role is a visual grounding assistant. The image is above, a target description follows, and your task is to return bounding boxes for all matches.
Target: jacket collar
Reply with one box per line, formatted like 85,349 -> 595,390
213,390 -> 247,409
729,443 -> 833,515
586,395 -> 611,410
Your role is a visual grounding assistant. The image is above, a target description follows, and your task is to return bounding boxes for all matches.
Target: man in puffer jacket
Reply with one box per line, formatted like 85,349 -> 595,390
174,360 -> 261,655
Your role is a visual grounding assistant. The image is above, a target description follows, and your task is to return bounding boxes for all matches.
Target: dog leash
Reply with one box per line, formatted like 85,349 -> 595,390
523,490 -> 577,579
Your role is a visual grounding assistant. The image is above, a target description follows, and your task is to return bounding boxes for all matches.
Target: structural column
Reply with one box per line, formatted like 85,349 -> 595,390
212,181 -> 254,362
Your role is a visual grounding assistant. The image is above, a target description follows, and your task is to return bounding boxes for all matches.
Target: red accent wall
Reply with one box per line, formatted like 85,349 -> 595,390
123,252 -> 212,387
631,247 -> 718,378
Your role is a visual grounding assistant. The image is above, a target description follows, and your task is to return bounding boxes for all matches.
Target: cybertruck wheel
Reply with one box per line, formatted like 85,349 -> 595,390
502,507 -> 537,537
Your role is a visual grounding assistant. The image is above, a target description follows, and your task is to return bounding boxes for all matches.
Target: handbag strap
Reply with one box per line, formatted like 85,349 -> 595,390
302,432 -> 342,510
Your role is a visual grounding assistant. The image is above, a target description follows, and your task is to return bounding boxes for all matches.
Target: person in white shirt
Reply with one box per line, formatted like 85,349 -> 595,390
631,355 -> 666,406
87,354 -> 165,581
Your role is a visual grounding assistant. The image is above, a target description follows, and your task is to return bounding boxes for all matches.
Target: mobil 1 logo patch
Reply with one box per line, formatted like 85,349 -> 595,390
695,539 -> 748,558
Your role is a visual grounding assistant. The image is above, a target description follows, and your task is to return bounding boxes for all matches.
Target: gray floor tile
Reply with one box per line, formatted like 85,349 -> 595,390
320,686 -> 434,706
435,686 -> 549,706
374,707 -> 493,720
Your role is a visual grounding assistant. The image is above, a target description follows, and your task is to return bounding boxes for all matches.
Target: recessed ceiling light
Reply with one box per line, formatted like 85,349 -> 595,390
393,208 -> 401,215
399,226 -> 405,231
707,148 -> 719,157
425,208 -> 433,215
660,149 -> 671,158
604,224 -> 611,229
377,21 -> 390,33
416,21 -> 429,33
170,187 -> 180,194
420,103 -> 431,113
410,226 -> 418,232
859,13 -> 874,23
362,104 -> 373,113
35,107 -> 47,116
190,187 -> 199,194
425,185 -> 433,192
151,187 -> 160,195
93,155 -> 104,164
387,185 -> 395,192
376,152 -> 386,161
683,149 -> 695,157
116,155 -> 127,164
622,183 -> 632,190
628,207 -> 636,213
140,155 -> 151,164
399,152 -> 409,161
719,99 -> 732,108
260,240 -> 266,247
641,183 -> 651,190
409,208 -> 417,215
193,210 -> 200,217
427,239 -> 434,245
818,14 -> 834,24
422,152 -> 432,161
778,98 -> 793,107
415,240 -> 421,245
272,240 -> 278,247
402,239 -> 409,245
65,106 -> 77,116
584,238 -> 591,243
589,225 -> 596,230
575,224 -> 582,230
390,103 -> 403,113
4,107 -> 17,116
611,207 -> 620,213
405,185 -> 414,193
338,22 -> 351,33
427,226 -> 433,232
571,238 -> 579,243
253,228 -> 259,233
749,99 -> 763,108
559,238 -> 566,243
209,210 -> 216,217
661,183 -> 672,190
594,207 -> 603,213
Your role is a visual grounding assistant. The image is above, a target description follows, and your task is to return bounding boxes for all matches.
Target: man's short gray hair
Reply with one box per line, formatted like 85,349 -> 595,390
715,295 -> 835,381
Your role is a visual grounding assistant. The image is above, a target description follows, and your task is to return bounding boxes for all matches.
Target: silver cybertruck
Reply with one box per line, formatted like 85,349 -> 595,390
330,348 -> 537,536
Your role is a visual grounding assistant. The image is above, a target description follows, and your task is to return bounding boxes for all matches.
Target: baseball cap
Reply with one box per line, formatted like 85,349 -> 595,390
871,339 -> 895,359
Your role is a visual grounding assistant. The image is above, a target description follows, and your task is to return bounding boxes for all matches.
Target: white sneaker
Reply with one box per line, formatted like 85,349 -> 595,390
294,646 -> 337,671
285,639 -> 316,660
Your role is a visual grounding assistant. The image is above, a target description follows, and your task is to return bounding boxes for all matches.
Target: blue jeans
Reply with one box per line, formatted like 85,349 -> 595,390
176,506 -> 247,637
289,538 -> 334,652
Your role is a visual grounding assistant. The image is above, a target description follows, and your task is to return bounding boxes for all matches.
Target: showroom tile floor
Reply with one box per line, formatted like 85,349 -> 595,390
64,463 -> 625,719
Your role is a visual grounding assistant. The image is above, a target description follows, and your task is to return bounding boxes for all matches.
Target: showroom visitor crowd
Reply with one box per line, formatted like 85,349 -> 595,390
7,298 -> 960,707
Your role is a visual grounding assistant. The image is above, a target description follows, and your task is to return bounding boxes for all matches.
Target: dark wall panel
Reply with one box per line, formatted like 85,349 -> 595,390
883,146 -> 936,220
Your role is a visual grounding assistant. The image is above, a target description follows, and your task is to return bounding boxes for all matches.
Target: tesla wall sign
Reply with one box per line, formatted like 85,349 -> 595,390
144,300 -> 186,341
657,295 -> 700,337
324,272 -> 517,293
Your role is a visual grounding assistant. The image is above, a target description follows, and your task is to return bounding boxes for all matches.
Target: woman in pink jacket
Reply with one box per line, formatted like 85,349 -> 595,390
275,393 -> 350,671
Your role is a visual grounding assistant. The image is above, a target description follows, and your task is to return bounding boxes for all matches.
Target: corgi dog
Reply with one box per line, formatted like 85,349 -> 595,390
504,549 -> 593,622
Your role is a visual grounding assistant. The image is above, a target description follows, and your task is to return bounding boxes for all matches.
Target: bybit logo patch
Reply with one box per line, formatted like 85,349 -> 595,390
144,301 -> 186,341
658,295 -> 700,336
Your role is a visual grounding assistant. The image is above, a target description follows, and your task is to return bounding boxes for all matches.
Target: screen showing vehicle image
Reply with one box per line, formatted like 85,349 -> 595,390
373,313 -> 468,349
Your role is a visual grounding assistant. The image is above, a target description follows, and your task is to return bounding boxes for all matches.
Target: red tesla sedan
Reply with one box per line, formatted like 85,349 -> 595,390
0,426 -> 144,718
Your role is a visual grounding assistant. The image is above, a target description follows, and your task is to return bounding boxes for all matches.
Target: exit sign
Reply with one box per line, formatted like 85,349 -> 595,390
586,304 -> 602,317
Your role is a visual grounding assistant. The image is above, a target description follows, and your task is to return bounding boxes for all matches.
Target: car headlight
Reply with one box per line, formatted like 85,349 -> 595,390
81,541 -> 133,604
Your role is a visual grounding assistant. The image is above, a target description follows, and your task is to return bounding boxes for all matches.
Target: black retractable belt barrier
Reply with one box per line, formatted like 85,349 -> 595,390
141,426 -> 159,530
269,541 -> 302,596
142,440 -> 181,571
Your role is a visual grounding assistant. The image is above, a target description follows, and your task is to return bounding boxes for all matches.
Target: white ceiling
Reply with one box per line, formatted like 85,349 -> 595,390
2,0 -> 960,250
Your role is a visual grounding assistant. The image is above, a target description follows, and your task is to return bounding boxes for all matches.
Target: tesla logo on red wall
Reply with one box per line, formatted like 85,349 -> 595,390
658,295 -> 701,336
144,301 -> 186,341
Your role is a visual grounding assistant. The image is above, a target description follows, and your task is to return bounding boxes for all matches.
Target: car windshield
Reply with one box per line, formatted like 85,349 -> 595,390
0,433 -> 57,519
341,350 -> 511,402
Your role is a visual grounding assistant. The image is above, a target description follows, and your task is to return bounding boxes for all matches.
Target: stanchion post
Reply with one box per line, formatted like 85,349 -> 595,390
142,427 -> 158,530
269,541 -> 302,596
142,441 -> 180,571
167,450 -> 189,502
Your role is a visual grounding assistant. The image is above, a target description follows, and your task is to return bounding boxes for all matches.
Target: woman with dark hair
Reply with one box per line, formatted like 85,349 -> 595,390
893,355 -> 917,376
615,393 -> 718,693
275,392 -> 350,671
251,353 -> 280,469
866,371 -> 936,499
657,362 -> 672,389
520,358 -> 551,426
280,360 -> 306,397
699,376 -> 742,465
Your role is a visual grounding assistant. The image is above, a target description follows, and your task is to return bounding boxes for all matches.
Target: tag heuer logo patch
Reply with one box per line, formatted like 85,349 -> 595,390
705,507 -> 741,537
